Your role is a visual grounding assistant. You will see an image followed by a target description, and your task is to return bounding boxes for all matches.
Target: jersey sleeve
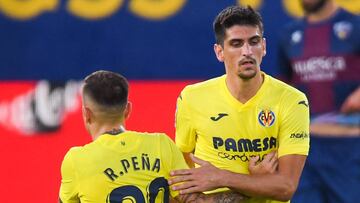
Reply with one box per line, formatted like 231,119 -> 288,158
175,88 -> 197,153
59,148 -> 80,203
159,134 -> 189,198
278,91 -> 310,157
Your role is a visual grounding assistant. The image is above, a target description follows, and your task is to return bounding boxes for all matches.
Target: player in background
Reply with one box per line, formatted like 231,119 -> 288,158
277,0 -> 360,136
169,5 -> 310,203
59,70 -> 247,203
276,0 -> 360,202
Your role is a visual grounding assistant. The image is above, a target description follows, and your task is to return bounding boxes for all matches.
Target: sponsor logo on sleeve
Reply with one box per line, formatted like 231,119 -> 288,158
290,131 -> 309,139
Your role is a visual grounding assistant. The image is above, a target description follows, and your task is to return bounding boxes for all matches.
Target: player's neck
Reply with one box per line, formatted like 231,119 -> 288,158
91,123 -> 126,140
306,1 -> 339,23
226,72 -> 264,104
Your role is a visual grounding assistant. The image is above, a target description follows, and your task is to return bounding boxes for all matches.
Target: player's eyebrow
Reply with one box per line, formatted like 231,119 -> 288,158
249,35 -> 261,41
228,34 -> 261,43
229,38 -> 243,43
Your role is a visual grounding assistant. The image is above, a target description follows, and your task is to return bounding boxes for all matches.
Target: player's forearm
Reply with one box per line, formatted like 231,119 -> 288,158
341,86 -> 360,113
176,191 -> 247,203
183,152 -> 195,168
220,170 -> 296,201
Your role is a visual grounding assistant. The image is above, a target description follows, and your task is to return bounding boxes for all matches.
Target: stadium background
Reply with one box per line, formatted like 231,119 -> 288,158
0,0 -> 358,202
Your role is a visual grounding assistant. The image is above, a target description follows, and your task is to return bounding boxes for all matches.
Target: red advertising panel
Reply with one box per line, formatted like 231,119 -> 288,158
0,80 -> 194,203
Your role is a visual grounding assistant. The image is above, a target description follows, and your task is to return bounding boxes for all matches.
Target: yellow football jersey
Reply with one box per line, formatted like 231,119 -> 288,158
175,72 -> 310,203
59,131 -> 188,203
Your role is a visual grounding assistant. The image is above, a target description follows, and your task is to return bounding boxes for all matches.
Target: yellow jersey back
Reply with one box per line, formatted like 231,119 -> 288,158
60,131 -> 188,203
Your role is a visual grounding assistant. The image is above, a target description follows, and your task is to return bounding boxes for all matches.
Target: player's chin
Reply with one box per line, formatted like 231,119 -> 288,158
238,68 -> 257,80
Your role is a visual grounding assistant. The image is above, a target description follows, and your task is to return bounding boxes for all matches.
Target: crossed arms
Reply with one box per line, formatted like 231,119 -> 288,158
59,151 -> 287,203
174,190 -> 246,203
169,152 -> 306,202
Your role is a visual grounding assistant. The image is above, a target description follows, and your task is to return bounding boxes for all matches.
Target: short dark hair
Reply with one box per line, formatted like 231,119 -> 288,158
83,70 -> 128,110
213,5 -> 264,45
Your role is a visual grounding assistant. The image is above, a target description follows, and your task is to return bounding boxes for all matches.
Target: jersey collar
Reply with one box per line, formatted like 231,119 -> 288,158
221,71 -> 269,110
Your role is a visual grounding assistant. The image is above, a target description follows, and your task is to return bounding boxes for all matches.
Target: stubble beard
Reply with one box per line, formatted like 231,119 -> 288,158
238,69 -> 257,80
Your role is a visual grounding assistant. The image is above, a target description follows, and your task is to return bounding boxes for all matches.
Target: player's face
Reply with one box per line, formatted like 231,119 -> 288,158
301,0 -> 327,14
215,25 -> 266,80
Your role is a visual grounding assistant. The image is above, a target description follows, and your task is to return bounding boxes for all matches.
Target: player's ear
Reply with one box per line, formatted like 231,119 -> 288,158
124,101 -> 132,120
84,106 -> 93,124
214,43 -> 224,62
262,37 -> 267,57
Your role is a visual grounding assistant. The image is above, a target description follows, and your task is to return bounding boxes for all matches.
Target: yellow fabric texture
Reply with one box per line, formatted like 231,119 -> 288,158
60,131 -> 188,203
175,73 -> 310,203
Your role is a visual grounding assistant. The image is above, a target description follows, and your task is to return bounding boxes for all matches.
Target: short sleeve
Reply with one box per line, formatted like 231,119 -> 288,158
175,88 -> 197,153
160,134 -> 189,198
59,148 -> 80,203
278,92 -> 310,157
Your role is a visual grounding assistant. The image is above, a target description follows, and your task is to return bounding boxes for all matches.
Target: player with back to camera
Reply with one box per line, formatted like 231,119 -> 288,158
59,70 -> 252,203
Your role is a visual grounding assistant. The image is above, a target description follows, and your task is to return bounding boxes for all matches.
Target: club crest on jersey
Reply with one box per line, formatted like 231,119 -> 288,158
258,109 -> 275,127
334,21 -> 352,40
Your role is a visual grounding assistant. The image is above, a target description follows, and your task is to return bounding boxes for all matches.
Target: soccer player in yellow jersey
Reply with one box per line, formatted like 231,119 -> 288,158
169,5 -> 310,203
59,70 -> 247,203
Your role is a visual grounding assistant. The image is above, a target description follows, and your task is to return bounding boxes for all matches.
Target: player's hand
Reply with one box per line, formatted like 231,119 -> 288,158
248,151 -> 278,175
341,87 -> 360,114
168,154 -> 223,194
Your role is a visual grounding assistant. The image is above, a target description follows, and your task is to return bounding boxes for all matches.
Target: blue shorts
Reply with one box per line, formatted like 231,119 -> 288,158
292,136 -> 360,203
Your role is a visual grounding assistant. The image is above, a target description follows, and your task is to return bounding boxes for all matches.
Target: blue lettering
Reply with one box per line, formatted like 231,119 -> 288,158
131,156 -> 140,171
238,139 -> 253,152
270,137 -> 277,149
262,137 -> 269,151
121,159 -> 130,173
225,138 -> 237,151
212,136 -> 277,152
252,139 -> 261,152
213,137 -> 223,149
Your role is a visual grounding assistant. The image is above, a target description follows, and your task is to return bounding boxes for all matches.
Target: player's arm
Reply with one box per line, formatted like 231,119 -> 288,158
341,86 -> 360,113
222,154 -> 306,201
248,151 -> 278,175
170,93 -> 309,201
175,90 -> 197,168
171,151 -> 279,201
59,149 -> 80,203
175,190 -> 247,203
182,152 -> 195,168
169,154 -> 305,201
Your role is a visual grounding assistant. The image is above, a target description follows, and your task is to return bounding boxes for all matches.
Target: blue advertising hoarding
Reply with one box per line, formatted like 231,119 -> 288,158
0,0 -> 307,80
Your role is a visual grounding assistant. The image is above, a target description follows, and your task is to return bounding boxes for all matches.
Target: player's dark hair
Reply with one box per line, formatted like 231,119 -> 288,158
83,70 -> 128,111
213,5 -> 264,46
